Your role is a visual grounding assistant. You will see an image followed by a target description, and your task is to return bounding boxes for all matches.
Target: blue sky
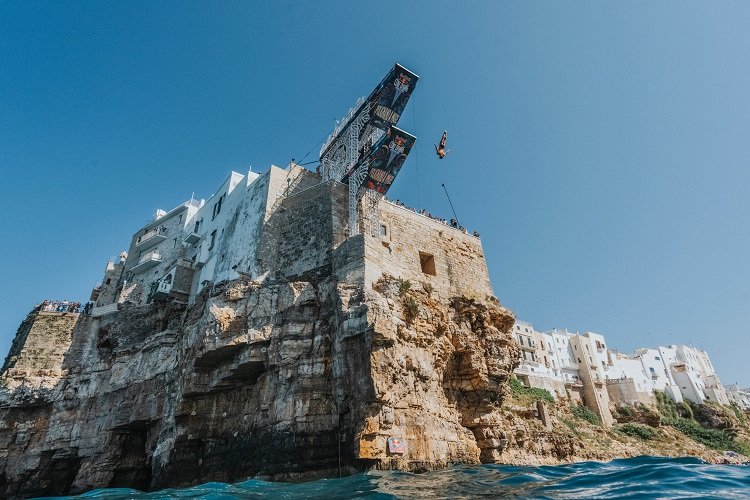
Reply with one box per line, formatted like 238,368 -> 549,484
1,2 -> 748,385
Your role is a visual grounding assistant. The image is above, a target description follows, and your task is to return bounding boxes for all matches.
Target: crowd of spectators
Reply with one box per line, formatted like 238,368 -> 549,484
36,300 -> 94,315
387,198 -> 480,237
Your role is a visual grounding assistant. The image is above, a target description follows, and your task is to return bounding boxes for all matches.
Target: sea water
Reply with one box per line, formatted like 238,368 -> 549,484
41,456 -> 750,499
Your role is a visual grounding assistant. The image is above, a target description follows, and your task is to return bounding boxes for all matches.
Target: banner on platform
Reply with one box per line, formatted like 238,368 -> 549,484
366,63 -> 419,132
320,63 -> 419,162
360,125 -> 417,195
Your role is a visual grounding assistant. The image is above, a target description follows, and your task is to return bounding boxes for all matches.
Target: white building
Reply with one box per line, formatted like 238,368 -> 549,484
512,321 -> 567,399
726,384 -> 750,410
669,345 -> 729,405
101,163 -> 320,308
607,347 -> 683,405
185,169 -> 262,298
548,328 -> 581,385
512,317 -> 733,412
122,198 -> 203,303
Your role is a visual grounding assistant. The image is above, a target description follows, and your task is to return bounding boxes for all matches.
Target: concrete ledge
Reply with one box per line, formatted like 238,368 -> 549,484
92,303 -> 119,318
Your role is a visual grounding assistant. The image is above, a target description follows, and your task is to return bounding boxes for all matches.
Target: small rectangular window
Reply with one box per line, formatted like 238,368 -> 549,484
379,224 -> 387,237
419,251 -> 436,276
209,230 -> 217,250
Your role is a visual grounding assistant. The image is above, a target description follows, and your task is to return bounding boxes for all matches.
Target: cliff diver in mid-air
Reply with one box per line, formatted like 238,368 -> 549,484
435,130 -> 449,159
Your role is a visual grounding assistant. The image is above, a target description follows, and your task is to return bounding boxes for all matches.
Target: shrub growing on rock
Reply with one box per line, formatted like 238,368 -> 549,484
508,377 -> 555,404
572,404 -> 601,425
617,423 -> 657,440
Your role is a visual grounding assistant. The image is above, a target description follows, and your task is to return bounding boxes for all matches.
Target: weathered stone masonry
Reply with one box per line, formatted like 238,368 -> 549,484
0,169 -> 518,498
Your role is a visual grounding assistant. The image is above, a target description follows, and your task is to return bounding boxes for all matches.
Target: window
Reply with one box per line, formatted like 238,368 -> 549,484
105,278 -> 111,285
209,230 -> 217,250
173,238 -> 178,248
655,356 -> 661,361
212,194 -> 225,220
419,251 -> 436,276
379,224 -> 387,237
194,219 -> 202,233
178,214 -> 183,224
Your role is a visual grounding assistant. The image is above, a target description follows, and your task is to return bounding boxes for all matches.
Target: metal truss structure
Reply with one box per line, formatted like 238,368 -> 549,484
318,63 -> 418,237
319,97 -> 367,183
360,188 -> 383,238
322,99 -> 386,237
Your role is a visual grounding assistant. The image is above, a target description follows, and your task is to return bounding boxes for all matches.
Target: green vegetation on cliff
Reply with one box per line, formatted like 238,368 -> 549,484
509,377 -> 554,404
616,423 -> 658,440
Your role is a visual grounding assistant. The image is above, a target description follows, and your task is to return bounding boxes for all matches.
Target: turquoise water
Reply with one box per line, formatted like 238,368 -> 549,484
43,456 -> 750,499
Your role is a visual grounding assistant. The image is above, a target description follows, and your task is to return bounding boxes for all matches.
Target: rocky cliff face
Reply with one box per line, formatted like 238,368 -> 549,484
3,177 -> 747,497
0,265 -> 518,497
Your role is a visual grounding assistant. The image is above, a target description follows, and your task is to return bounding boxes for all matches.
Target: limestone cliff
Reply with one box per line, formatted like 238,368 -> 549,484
0,268 -> 517,497
5,172 -> 742,498
0,172 -> 520,497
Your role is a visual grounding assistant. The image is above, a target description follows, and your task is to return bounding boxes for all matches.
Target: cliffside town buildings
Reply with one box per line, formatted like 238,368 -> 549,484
85,162 -> 745,425
512,320 -> 748,424
13,161 -> 744,436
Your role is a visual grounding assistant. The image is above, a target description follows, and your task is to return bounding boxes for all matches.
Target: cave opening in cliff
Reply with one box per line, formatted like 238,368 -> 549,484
108,423 -> 154,491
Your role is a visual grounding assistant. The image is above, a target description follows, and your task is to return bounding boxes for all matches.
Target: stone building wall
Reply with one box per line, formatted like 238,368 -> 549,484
518,373 -> 568,401
606,378 -> 657,406
570,335 -> 614,427
93,259 -> 126,307
0,311 -> 84,388
363,200 -> 494,300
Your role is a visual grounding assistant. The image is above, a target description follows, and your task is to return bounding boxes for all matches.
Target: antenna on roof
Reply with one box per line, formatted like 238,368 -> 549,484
441,183 -> 460,227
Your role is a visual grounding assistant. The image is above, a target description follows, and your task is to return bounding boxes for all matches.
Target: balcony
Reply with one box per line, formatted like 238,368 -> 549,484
131,251 -> 162,273
564,377 -> 583,388
136,226 -> 168,250
184,232 -> 201,245
150,280 -> 172,301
